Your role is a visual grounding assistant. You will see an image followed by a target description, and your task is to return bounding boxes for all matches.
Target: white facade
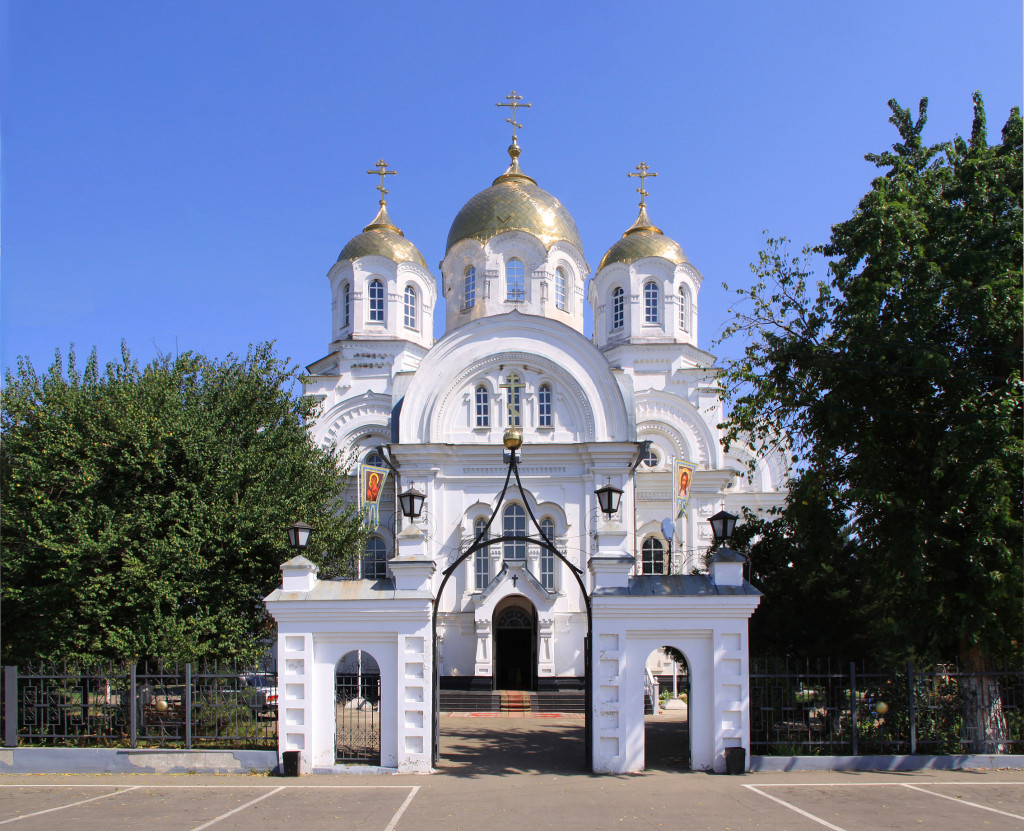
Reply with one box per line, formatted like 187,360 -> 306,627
272,139 -> 786,773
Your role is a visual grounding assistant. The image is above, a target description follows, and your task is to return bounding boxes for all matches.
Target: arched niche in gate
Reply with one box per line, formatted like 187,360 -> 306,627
335,650 -> 381,765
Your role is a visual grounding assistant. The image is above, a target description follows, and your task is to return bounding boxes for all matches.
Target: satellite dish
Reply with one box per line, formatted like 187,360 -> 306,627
660,518 -> 675,543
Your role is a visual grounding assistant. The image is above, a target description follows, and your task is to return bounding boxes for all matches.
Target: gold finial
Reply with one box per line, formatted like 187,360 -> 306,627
628,161 -> 659,209
497,90 -> 532,144
367,159 -> 397,207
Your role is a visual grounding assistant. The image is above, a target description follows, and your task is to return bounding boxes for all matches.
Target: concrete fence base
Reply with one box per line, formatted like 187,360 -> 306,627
0,748 -> 278,774
750,754 -> 1024,772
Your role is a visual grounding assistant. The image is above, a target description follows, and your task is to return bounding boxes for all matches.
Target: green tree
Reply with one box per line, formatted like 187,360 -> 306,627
719,94 -> 1022,751
2,342 -> 366,666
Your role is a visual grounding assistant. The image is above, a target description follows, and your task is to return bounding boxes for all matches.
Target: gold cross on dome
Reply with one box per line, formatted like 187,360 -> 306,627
498,370 -> 525,427
497,90 -> 532,142
628,161 -> 659,208
367,159 -> 397,206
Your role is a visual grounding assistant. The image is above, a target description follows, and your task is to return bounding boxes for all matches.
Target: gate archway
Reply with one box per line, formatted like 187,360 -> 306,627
430,443 -> 594,767
335,649 -> 381,764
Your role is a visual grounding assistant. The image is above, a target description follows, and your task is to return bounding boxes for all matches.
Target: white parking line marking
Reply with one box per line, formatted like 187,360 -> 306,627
189,786 -> 286,830
382,786 -> 419,831
901,783 -> 1024,821
743,785 -> 848,831
0,786 -> 140,824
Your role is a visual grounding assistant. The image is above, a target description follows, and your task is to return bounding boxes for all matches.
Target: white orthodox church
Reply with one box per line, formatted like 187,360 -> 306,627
266,102 -> 786,774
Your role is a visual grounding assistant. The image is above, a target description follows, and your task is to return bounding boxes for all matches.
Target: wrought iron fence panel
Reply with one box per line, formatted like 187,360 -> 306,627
750,659 -> 1024,756
15,662 -> 131,746
335,672 -> 381,764
5,661 -> 276,749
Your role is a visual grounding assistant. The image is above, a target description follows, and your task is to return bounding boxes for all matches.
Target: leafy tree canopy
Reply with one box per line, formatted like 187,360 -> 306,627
719,93 -> 1022,667
2,342 -> 365,666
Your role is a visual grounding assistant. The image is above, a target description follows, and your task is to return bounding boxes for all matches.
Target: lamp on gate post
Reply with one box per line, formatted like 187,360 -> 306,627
708,510 -> 738,544
286,521 -> 313,550
595,482 -> 623,517
399,485 -> 426,520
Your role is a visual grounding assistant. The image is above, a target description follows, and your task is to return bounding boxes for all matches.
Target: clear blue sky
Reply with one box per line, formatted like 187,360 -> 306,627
3,1 -> 1021,382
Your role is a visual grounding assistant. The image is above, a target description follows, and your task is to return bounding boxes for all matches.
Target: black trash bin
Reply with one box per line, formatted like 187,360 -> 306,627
725,746 -> 746,775
282,750 -> 301,777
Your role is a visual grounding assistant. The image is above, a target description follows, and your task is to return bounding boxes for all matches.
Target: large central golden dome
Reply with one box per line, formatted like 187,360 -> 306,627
445,144 -> 583,254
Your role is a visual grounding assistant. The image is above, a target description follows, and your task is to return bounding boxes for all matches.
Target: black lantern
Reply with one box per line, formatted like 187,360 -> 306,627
399,485 -> 426,520
286,520 -> 313,550
709,510 -> 738,543
595,483 -> 623,517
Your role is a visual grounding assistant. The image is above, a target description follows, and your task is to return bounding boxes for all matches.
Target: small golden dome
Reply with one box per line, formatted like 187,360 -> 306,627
445,143 -> 583,255
338,204 -> 427,269
598,205 -> 689,272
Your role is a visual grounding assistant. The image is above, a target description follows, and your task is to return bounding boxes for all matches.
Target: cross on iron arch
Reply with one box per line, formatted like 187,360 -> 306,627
496,90 -> 531,141
628,161 -> 658,208
498,370 -> 525,427
367,159 -> 396,205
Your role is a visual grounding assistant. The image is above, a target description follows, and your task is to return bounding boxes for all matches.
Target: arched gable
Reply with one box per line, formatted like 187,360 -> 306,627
398,312 -> 634,445
634,390 -> 720,469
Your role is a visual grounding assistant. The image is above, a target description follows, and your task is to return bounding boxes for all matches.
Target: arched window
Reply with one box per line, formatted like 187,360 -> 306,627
474,518 -> 489,590
475,384 -> 489,428
342,283 -> 351,329
641,445 -> 659,468
506,258 -> 525,302
464,266 -> 476,309
679,286 -> 689,331
364,451 -> 384,468
363,537 -> 387,579
555,267 -> 567,311
612,287 -> 625,330
369,279 -> 385,323
503,504 -> 526,562
538,384 -> 552,428
641,537 -> 666,575
644,282 -> 660,324
539,517 -> 555,590
403,285 -> 417,329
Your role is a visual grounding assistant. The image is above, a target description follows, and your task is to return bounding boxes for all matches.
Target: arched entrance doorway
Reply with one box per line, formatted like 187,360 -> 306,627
643,645 -> 690,770
493,601 -> 536,691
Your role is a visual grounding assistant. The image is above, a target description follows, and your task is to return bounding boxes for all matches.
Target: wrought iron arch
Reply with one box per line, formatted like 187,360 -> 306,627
431,446 -> 593,767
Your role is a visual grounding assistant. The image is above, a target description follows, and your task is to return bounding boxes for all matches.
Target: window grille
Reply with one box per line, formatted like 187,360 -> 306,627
363,537 -> 387,579
612,287 -> 624,330
506,258 -> 525,302
538,384 -> 552,427
679,286 -> 688,331
644,282 -> 660,324
540,517 -> 556,589
403,286 -> 417,329
641,537 -> 666,575
641,446 -> 659,467
342,283 -> 350,328
474,518 -> 489,589
464,266 -> 476,309
503,504 -> 526,561
475,385 -> 489,427
369,279 -> 385,323
555,267 -> 567,310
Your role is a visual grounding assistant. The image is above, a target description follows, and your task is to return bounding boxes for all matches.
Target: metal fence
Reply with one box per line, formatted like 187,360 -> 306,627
2,661 -> 277,750
750,658 -> 1024,756
335,672 -> 381,764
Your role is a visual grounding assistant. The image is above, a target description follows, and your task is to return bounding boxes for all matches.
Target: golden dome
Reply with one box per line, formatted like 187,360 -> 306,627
445,143 -> 583,255
598,205 -> 689,272
338,204 -> 427,269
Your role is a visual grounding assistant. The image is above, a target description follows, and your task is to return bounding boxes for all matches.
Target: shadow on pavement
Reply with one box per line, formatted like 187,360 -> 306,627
437,712 -> 694,777
438,717 -> 589,777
